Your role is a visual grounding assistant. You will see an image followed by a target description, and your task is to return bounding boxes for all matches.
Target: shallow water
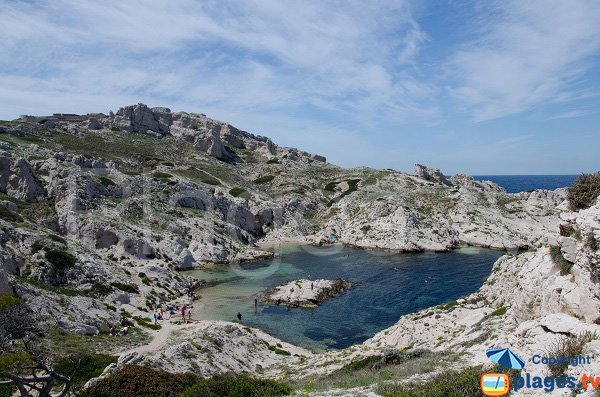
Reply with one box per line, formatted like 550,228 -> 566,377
188,245 -> 503,351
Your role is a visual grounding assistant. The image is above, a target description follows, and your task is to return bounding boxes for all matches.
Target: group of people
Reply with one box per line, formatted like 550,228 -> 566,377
108,318 -> 130,337
151,301 -> 194,325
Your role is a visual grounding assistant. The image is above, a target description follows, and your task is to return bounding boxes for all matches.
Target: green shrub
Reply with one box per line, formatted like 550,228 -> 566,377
53,353 -> 118,391
133,316 -> 161,330
324,181 -> 338,191
340,355 -> 382,372
489,306 -> 507,316
0,204 -> 23,222
0,293 -> 20,312
266,158 -> 280,164
162,161 -> 174,167
45,249 -> 77,271
201,178 -> 221,185
377,366 -> 482,397
181,373 -> 293,397
267,344 -> 291,356
253,175 -> 275,184
547,331 -> 597,378
98,176 -> 116,187
153,172 -> 173,180
437,300 -> 458,310
110,282 -> 139,294
229,187 -> 246,197
80,365 -> 199,397
91,282 -> 113,296
0,385 -> 15,397
550,246 -> 573,275
47,233 -> 66,244
568,172 -> 600,211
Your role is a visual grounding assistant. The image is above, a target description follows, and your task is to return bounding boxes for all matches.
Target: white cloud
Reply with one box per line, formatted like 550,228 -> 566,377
447,0 -> 600,121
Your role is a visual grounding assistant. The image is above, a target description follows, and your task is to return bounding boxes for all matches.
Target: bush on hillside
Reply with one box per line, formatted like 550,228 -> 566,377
44,249 -> 77,271
568,172 -> 600,211
53,353 -> 118,391
180,373 -> 293,397
80,365 -> 200,397
377,366 -> 482,397
80,366 -> 293,397
253,175 -> 275,184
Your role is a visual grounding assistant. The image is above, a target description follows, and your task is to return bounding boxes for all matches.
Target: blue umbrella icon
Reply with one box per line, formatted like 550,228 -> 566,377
486,348 -> 525,370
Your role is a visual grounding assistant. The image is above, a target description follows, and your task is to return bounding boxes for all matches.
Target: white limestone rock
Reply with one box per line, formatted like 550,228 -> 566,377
0,153 -> 45,202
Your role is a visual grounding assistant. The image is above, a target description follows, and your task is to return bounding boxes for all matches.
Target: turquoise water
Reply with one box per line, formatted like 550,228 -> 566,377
189,245 -> 503,351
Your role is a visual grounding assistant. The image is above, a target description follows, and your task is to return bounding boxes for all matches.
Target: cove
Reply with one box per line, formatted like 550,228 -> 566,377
188,245 -> 503,351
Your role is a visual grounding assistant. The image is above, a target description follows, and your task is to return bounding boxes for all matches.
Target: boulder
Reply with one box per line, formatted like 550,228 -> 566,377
111,103 -> 172,135
262,279 -> 351,308
413,164 -> 452,186
0,153 -> 45,202
558,236 -> 578,263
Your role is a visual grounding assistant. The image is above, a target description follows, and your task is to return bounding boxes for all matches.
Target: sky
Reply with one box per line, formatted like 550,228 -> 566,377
1,0 -> 599,175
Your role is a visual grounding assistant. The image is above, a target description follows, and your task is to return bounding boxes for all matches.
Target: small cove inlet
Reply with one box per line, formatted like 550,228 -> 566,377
188,245 -> 504,352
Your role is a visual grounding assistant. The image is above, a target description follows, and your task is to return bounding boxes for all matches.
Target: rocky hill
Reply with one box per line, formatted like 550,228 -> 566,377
1,104 -> 598,396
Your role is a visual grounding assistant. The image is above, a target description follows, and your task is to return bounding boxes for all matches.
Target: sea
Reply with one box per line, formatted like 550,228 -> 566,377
473,175 -> 578,193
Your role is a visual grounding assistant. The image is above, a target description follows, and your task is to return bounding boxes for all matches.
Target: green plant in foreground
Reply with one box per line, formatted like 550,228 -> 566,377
81,366 -> 293,397
567,172 -> 600,211
53,353 -> 118,391
377,366 -> 483,397
181,373 -> 293,397
550,246 -> 574,275
547,331 -> 597,378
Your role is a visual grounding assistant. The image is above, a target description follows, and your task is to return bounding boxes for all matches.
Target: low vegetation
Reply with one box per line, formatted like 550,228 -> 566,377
53,353 -> 118,391
45,249 -> 77,271
254,175 -> 275,184
550,246 -> 573,275
229,187 -> 247,197
81,366 -> 293,397
377,366 -> 483,397
568,172 -> 600,211
295,350 -> 451,393
547,331 -> 597,378
181,373 -> 293,397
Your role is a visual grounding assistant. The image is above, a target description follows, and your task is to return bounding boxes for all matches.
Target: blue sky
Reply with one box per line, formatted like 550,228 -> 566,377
1,0 -> 599,174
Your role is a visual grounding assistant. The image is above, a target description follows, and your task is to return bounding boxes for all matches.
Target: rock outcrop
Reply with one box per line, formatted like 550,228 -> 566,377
110,103 -> 172,135
262,279 -> 351,308
0,152 -> 45,202
413,164 -> 452,186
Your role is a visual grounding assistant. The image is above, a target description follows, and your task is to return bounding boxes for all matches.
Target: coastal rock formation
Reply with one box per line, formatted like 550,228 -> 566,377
413,163 -> 452,186
262,279 -> 351,308
2,105 -> 597,397
110,103 -> 172,135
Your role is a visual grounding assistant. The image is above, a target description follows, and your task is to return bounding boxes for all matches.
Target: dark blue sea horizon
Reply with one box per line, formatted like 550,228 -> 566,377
473,175 -> 578,193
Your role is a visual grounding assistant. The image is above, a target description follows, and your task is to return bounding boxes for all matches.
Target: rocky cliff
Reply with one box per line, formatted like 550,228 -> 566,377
1,105 -> 597,396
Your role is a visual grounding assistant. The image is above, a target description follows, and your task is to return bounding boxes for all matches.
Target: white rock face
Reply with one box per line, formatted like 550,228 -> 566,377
413,163 -> 452,185
0,152 -> 45,202
111,103 -> 172,135
262,278 -> 351,308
